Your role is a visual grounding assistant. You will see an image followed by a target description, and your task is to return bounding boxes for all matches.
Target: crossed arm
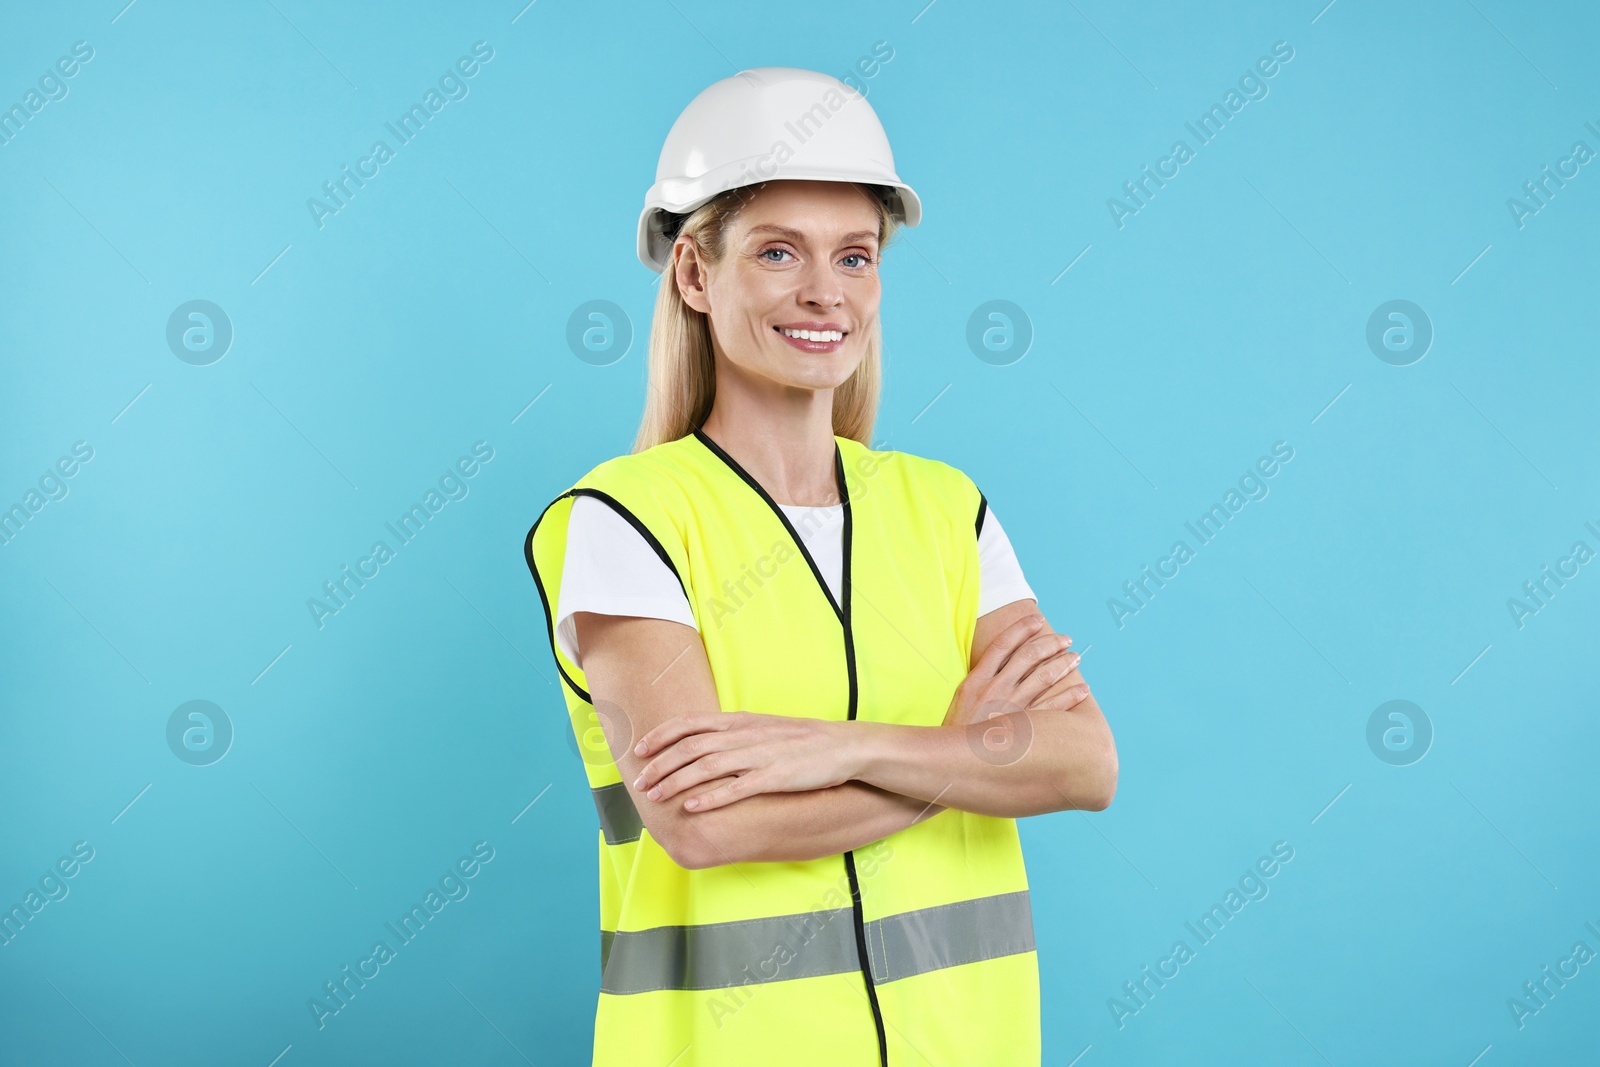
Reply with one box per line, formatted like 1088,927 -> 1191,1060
574,599 -> 1118,870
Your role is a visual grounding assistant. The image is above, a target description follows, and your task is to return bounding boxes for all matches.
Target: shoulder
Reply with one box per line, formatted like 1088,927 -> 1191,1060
840,438 -> 980,503
551,437 -> 708,562
839,439 -> 984,536
577,435 -> 699,487
541,436 -> 705,517
530,437 -> 698,544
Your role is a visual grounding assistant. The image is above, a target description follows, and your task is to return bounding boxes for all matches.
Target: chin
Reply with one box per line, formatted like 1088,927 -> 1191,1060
798,359 -> 862,391
750,339 -> 864,390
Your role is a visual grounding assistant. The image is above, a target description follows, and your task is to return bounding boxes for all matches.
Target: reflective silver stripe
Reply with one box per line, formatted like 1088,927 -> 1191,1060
603,907 -> 860,994
599,890 -> 1034,995
864,889 -> 1034,983
592,783 -> 643,845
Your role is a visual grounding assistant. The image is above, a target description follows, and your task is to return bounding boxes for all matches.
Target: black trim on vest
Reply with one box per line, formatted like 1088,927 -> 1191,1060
522,486 -> 692,707
689,427 -> 889,1067
975,490 -> 988,539
690,427 -> 846,623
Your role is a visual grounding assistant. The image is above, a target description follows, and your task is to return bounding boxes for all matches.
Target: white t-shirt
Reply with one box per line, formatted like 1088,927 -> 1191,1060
556,494 -> 1036,668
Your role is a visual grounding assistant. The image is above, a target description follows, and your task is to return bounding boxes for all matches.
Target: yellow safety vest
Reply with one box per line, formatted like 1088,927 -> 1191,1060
524,429 -> 1039,1065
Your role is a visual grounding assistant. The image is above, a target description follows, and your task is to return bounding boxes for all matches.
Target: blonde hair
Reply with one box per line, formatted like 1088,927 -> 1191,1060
631,181 -> 901,454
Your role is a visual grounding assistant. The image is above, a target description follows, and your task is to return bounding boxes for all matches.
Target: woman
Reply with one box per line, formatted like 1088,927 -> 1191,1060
524,67 -> 1118,1066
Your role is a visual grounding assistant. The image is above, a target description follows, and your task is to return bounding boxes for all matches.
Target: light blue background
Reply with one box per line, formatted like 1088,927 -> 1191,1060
3,1 -> 1597,1064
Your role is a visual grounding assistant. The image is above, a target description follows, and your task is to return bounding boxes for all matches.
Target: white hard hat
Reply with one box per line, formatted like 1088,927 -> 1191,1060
637,66 -> 922,273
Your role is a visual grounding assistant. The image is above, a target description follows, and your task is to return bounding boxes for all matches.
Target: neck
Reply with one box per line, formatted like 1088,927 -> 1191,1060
697,372 -> 840,507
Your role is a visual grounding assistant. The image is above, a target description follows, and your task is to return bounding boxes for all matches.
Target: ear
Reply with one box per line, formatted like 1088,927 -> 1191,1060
673,236 -> 712,315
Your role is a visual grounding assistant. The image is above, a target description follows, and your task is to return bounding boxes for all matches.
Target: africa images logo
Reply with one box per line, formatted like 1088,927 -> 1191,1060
306,41 -> 495,230
307,842 -> 496,1030
306,442 -> 494,629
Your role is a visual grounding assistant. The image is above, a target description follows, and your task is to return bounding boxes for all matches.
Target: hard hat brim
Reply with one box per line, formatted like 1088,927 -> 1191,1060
637,173 -> 922,274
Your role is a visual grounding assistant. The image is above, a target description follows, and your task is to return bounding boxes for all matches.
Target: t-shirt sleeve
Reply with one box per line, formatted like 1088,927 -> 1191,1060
976,504 -> 1037,617
556,494 -> 698,669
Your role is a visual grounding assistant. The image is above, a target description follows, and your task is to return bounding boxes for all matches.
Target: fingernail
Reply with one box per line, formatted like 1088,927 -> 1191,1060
647,787 -> 661,800
634,741 -> 646,755
684,798 -> 699,810
632,776 -> 643,790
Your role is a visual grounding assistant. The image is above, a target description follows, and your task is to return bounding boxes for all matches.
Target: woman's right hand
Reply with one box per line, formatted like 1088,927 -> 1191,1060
943,612 -> 1089,728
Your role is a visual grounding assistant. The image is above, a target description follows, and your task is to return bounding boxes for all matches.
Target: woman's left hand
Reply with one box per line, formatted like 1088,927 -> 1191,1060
631,711 -> 858,813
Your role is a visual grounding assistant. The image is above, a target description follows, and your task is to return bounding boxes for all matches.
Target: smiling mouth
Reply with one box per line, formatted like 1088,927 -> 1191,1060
773,326 -> 848,353
775,326 -> 847,342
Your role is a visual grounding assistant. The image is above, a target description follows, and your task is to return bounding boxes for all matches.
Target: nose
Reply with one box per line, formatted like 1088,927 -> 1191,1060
796,256 -> 843,310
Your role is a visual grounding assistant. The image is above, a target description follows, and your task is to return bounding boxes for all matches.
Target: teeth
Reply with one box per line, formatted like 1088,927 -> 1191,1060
780,327 -> 844,342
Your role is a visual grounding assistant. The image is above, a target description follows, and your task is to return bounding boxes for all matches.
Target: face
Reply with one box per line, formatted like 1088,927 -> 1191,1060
674,180 -> 882,394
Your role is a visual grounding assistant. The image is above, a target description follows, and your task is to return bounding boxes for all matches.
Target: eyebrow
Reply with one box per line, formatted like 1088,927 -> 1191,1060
745,224 -> 879,245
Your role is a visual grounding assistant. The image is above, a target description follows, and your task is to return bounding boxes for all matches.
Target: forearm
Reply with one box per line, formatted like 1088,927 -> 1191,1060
668,778 -> 943,867
851,704 -> 1116,818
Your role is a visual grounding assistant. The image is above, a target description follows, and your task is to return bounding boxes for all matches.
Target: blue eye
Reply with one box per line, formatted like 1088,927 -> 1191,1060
842,253 -> 874,268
